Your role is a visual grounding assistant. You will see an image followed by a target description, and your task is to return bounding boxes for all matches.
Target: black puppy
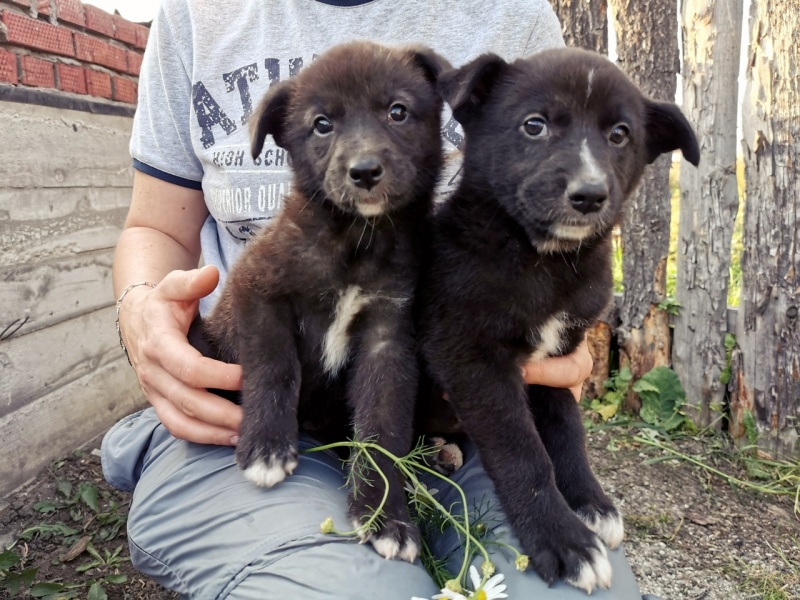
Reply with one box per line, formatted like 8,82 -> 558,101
417,48 -> 699,592
194,41 -> 449,562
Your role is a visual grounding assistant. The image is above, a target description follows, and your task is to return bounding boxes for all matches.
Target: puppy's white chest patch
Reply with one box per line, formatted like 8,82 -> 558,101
322,285 -> 374,375
529,313 -> 568,363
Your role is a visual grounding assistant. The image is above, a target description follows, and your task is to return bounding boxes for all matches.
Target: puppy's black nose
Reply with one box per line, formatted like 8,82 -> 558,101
349,157 -> 384,190
569,182 -> 608,214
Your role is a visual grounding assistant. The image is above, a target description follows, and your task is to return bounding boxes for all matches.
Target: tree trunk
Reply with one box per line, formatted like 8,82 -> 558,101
549,0 -> 611,398
549,0 -> 609,53
609,0 -> 680,411
673,0 -> 743,427
731,0 -> 800,457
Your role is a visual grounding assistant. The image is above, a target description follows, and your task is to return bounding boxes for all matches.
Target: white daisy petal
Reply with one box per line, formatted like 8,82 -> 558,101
433,591 -> 468,600
469,565 -> 482,591
484,573 -> 505,589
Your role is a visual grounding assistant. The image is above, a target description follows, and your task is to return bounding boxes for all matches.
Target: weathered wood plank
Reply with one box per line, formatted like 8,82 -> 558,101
0,358 -> 144,496
673,0 -> 743,427
732,0 -> 800,457
0,250 -> 114,339
0,306 -> 124,419
0,101 -> 133,190
0,187 -> 129,265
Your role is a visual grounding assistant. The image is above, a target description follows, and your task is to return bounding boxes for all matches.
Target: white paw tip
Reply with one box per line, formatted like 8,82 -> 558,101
398,538 -> 419,563
371,535 -> 401,560
566,544 -> 612,594
242,454 -> 296,488
581,510 -> 625,549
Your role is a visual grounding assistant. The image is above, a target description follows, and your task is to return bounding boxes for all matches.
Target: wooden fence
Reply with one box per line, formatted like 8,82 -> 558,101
0,0 -> 148,495
551,0 -> 799,457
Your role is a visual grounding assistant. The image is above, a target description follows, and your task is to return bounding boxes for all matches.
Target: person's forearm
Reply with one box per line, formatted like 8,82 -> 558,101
113,226 -> 201,297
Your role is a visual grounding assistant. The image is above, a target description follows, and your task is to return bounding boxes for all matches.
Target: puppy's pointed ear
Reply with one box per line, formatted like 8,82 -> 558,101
407,46 -> 452,86
644,100 -> 700,166
250,81 -> 293,158
438,53 -> 509,126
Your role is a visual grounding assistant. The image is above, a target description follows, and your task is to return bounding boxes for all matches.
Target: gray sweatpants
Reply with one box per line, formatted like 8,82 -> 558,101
101,408 -> 642,600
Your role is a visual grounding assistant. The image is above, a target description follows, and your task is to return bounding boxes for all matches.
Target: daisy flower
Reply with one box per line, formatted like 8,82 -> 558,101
467,565 -> 508,600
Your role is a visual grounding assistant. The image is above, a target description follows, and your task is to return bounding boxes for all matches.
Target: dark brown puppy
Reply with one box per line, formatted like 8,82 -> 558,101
417,48 -> 699,592
194,41 -> 449,562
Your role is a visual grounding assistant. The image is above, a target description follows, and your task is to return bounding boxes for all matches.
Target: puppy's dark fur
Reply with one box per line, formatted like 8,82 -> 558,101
192,41 -> 449,561
417,48 -> 699,592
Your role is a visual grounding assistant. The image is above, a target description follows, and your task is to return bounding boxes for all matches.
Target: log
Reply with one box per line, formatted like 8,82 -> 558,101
673,0 -> 743,427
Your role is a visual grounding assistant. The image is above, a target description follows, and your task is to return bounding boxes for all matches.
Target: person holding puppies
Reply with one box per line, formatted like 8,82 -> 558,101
105,0 -> 650,598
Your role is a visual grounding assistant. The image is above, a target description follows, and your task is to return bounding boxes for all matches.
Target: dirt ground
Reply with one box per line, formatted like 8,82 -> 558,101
1,424 -> 798,599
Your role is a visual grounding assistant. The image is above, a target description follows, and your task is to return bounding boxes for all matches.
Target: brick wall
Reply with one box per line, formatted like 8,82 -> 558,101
0,0 -> 146,105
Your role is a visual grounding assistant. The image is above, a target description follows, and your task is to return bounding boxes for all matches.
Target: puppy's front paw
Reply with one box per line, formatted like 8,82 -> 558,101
563,540 -> 612,594
525,504 -> 613,594
578,505 -> 624,549
354,518 -> 421,562
236,440 -> 298,488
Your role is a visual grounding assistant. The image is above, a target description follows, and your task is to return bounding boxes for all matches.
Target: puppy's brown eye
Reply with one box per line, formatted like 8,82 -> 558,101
389,103 -> 408,122
609,125 -> 629,146
314,116 -> 333,136
522,116 -> 548,138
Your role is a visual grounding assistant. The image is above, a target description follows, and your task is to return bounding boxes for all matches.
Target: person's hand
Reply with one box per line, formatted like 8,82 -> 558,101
117,265 -> 243,445
521,336 -> 593,402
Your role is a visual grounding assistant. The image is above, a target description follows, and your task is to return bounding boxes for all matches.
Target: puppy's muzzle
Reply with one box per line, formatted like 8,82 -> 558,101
567,180 -> 608,215
349,156 -> 384,191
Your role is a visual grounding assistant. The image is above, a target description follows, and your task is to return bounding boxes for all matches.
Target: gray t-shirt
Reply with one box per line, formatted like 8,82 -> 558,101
130,0 -> 564,314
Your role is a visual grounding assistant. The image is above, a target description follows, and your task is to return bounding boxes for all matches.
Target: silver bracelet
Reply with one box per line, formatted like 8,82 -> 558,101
115,281 -> 157,366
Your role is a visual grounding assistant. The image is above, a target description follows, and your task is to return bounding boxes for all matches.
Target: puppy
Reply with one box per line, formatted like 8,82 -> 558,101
194,41 -> 450,561
417,48 -> 699,592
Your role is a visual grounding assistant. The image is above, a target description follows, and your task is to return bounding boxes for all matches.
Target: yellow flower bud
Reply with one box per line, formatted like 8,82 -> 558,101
444,579 -> 463,593
515,554 -> 530,571
481,560 -> 495,578
320,517 -> 335,534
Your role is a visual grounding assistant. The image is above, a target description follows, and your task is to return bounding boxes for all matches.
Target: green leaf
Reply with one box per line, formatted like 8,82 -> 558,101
743,410 -> 759,445
57,480 -> 73,499
0,549 -> 20,570
19,568 -> 38,588
87,581 -> 108,600
20,523 -> 79,541
79,484 -> 99,513
632,379 -> 660,394
76,560 -> 101,573
596,404 -> 618,421
103,574 -> 127,585
634,366 -> 686,431
29,583 -> 66,597
724,332 -> 737,351
33,500 -> 62,514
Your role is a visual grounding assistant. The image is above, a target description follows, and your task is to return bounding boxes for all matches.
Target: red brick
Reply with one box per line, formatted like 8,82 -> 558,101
126,50 -> 142,75
74,33 -> 128,72
112,15 -> 138,46
112,76 -> 137,103
56,62 -> 86,94
0,11 -> 75,57
85,68 -> 111,98
54,0 -> 84,26
83,4 -> 113,36
0,48 -> 18,85
19,55 -> 55,88
37,0 -> 52,17
134,24 -> 149,50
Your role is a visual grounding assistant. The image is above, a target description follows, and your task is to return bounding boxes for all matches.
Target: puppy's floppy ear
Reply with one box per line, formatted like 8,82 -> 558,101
438,53 -> 509,126
406,45 -> 452,86
644,100 -> 700,166
250,80 -> 293,158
